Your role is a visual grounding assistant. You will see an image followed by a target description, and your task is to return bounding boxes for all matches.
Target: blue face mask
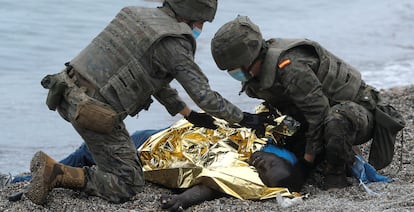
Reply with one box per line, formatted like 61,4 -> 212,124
228,68 -> 249,82
192,27 -> 202,39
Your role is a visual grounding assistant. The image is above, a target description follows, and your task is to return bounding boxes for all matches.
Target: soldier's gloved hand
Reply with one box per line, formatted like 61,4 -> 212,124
239,112 -> 268,138
261,101 -> 278,115
185,111 -> 218,130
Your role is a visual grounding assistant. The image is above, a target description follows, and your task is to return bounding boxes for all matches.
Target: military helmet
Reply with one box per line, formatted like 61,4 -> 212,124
211,15 -> 263,70
165,0 -> 217,22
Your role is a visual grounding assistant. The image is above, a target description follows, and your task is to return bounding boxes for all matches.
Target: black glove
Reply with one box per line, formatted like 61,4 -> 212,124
185,111 -> 218,129
239,112 -> 269,138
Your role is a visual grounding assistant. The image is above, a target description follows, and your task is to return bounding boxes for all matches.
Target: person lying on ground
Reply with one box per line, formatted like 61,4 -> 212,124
7,115 -> 392,211
10,104 -> 313,211
136,110 -> 314,211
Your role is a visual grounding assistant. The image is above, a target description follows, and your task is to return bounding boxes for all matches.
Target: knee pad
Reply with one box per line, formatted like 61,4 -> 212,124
326,101 -> 374,145
324,112 -> 353,139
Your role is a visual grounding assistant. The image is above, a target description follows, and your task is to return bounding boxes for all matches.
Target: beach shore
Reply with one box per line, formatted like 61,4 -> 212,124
1,85 -> 413,211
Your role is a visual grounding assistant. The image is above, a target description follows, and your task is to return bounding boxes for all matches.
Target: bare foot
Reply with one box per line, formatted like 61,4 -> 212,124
160,184 -> 220,211
160,194 -> 186,212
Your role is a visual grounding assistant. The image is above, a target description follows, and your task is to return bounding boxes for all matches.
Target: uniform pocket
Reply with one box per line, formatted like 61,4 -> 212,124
368,104 -> 406,169
74,99 -> 118,134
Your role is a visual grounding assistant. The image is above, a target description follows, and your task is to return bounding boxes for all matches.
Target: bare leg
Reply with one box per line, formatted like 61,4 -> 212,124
160,184 -> 221,211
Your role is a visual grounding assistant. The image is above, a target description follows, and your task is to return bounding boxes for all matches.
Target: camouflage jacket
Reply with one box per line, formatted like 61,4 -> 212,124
70,6 -> 243,123
244,38 -> 365,155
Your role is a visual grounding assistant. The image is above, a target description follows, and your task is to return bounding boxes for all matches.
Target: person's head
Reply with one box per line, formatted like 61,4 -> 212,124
249,151 -> 305,192
164,0 -> 218,38
211,15 -> 264,82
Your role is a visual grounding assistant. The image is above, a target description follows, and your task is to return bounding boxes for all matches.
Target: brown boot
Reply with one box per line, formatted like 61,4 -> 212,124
26,151 -> 85,205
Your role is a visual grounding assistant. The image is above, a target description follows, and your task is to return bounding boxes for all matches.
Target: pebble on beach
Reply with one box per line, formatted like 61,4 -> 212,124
1,85 -> 413,211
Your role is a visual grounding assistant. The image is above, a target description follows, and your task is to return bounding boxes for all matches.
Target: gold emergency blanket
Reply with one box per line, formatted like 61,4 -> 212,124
139,117 -> 300,200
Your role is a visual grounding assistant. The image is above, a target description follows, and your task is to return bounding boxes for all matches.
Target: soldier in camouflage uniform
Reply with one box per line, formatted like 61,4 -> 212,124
27,2 -> 269,205
211,16 -> 405,189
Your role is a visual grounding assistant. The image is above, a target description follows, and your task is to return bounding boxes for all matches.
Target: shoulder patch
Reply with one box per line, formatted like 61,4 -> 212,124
278,59 -> 291,69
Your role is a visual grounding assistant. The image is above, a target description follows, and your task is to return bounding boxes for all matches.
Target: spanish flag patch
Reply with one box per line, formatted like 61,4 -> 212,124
278,58 -> 291,69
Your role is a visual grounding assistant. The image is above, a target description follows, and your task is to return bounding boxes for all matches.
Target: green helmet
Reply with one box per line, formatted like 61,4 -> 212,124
165,0 -> 217,22
211,16 -> 263,70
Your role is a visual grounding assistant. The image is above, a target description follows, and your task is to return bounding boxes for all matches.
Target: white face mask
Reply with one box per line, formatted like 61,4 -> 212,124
227,68 -> 249,82
192,27 -> 202,39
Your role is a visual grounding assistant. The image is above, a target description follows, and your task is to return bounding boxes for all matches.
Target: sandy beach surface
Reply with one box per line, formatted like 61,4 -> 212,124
1,85 -> 413,212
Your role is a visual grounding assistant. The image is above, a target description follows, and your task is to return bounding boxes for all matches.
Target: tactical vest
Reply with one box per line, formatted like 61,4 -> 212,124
262,38 -> 362,102
70,7 -> 195,116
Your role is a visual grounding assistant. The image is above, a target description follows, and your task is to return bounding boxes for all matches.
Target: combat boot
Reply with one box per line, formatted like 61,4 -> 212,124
26,151 -> 85,205
323,163 -> 350,190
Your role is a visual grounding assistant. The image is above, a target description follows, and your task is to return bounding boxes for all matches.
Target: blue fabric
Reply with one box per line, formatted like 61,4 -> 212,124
59,143 -> 95,167
262,142 -> 297,166
11,129 -> 164,184
11,175 -> 32,184
130,129 -> 164,149
352,155 -> 393,183
59,128 -> 164,167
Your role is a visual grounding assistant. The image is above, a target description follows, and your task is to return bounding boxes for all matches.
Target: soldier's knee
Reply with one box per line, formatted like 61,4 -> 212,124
324,112 -> 352,138
325,101 -> 373,145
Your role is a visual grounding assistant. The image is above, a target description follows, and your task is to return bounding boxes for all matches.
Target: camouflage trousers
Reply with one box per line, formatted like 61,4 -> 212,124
55,70 -> 144,203
323,101 -> 375,171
